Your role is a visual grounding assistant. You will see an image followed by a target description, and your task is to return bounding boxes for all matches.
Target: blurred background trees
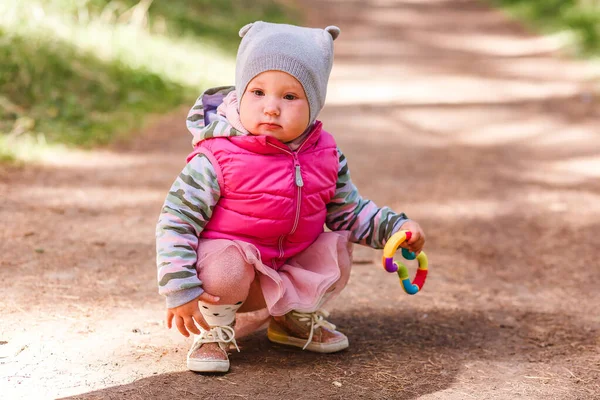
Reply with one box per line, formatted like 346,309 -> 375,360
0,0 -> 297,160
1,0 -> 599,162
492,0 -> 600,55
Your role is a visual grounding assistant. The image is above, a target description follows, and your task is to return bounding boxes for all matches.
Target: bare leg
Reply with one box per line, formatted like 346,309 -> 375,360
188,245 -> 257,372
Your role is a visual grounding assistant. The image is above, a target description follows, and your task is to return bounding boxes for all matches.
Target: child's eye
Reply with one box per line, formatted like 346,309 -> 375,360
252,90 -> 264,96
284,94 -> 297,100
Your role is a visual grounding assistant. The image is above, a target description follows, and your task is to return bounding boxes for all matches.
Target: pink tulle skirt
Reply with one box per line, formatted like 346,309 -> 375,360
196,231 -> 353,337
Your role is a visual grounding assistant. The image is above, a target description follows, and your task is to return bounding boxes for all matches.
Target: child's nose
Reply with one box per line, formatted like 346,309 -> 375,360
263,100 -> 280,116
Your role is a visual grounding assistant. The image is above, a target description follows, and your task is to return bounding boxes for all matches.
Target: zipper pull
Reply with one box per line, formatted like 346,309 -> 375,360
295,165 -> 304,187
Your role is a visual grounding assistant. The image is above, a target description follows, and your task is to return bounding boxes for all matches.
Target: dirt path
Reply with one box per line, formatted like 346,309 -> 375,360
2,1 -> 599,399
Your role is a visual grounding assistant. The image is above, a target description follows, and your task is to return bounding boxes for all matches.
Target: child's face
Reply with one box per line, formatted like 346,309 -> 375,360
239,70 -> 310,142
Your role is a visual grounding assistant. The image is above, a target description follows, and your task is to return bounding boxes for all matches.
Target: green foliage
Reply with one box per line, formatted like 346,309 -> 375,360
40,0 -> 298,51
117,0 -> 294,51
0,0 -> 297,159
491,0 -> 600,55
0,27 -> 185,146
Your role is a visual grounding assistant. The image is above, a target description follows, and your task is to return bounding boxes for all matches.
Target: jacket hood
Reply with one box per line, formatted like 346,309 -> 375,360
186,85 -> 319,149
186,86 -> 247,146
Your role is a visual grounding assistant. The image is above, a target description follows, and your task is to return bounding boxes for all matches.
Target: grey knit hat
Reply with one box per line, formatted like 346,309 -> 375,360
235,21 -> 340,126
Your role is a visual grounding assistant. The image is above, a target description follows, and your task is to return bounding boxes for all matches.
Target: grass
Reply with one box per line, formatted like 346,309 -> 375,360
490,0 -> 600,56
0,0 -> 298,162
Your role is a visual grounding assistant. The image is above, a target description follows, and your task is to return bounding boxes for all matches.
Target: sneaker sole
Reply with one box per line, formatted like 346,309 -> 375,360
267,327 -> 349,353
187,358 -> 230,373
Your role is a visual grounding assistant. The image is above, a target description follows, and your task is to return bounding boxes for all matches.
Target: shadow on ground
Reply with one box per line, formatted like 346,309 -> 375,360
61,305 -> 596,400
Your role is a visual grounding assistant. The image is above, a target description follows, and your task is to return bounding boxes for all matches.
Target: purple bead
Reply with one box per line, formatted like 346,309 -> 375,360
384,257 -> 398,273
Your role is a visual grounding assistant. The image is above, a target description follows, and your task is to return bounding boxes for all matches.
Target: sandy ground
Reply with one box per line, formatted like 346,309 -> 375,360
1,0 -> 599,399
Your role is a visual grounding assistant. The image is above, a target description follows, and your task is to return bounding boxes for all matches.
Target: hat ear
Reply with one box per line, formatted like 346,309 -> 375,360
324,25 -> 340,41
239,22 -> 255,38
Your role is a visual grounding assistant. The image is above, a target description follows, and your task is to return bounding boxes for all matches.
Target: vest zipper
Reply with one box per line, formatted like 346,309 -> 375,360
266,132 -> 315,265
289,153 -> 303,236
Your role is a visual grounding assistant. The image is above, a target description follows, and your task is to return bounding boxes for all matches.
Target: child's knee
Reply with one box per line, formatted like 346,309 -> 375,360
199,245 -> 255,302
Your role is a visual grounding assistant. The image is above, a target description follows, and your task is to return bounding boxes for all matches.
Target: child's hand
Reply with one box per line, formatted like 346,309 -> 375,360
398,220 -> 426,255
166,291 -> 220,337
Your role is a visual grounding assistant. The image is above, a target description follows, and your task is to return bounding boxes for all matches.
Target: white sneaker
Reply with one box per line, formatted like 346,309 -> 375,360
187,325 -> 239,372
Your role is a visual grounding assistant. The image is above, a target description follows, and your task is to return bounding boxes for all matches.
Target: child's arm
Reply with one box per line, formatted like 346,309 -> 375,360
156,153 -> 220,309
325,148 -> 425,253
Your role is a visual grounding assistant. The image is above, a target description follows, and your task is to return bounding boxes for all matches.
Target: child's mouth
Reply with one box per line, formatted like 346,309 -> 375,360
260,123 -> 281,130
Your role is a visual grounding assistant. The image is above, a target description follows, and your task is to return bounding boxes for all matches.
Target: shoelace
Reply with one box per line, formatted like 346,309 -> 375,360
188,325 -> 240,355
291,309 -> 336,350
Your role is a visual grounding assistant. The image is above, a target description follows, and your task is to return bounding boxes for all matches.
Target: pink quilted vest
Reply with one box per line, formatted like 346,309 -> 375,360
186,122 -> 339,270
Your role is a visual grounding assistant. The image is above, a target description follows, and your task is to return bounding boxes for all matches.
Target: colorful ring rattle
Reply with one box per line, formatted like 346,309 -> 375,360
382,230 -> 428,295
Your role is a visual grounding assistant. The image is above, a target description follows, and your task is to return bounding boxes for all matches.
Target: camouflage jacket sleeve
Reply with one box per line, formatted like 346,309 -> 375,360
156,153 -> 220,308
325,148 -> 409,249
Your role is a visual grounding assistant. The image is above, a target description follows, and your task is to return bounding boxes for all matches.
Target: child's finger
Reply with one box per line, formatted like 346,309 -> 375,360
184,316 -> 200,335
193,312 -> 210,330
409,237 -> 425,254
407,230 -> 421,244
166,311 -> 174,329
199,292 -> 220,304
410,246 -> 422,255
175,316 -> 190,337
